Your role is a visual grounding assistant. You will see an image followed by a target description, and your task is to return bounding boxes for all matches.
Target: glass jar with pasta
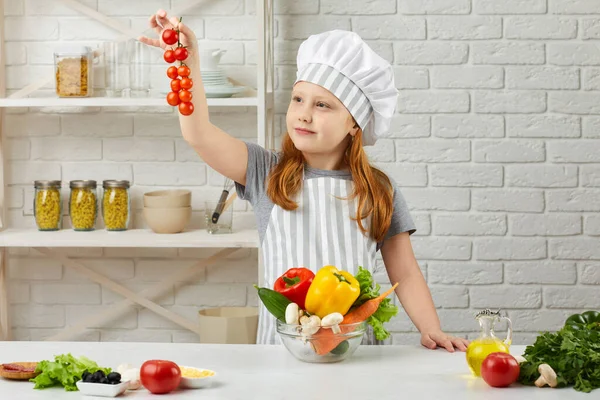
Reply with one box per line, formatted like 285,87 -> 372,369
102,180 -> 130,231
34,180 -> 63,231
69,180 -> 98,231
54,46 -> 93,98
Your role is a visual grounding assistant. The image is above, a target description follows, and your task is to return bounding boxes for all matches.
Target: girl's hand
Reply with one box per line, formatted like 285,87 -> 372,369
421,330 -> 469,352
138,9 -> 197,54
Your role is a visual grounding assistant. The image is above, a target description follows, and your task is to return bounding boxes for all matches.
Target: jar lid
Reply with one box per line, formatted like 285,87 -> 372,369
70,180 -> 97,189
54,45 -> 91,56
103,180 -> 130,188
34,180 -> 62,189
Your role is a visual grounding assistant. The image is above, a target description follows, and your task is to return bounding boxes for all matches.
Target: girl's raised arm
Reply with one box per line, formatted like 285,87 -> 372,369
139,10 -> 249,185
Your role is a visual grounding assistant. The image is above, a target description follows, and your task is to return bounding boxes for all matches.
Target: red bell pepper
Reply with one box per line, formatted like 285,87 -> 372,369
273,268 -> 315,310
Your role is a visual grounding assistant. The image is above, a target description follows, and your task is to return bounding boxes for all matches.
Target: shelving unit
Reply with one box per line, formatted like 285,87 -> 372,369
0,0 -> 275,341
0,95 -> 273,108
0,228 -> 259,249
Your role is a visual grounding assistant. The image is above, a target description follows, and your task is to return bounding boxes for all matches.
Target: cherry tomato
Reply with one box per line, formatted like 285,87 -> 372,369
174,47 -> 188,61
166,92 -> 181,106
162,29 -> 178,46
170,79 -> 181,92
179,102 -> 194,116
166,66 -> 178,80
177,65 -> 190,77
140,360 -> 181,394
179,89 -> 192,103
163,49 -> 176,64
481,353 -> 520,388
180,77 -> 193,90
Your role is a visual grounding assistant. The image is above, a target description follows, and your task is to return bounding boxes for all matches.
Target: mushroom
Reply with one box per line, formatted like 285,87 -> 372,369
321,312 -> 344,334
300,315 -> 321,338
535,364 -> 558,388
285,303 -> 300,325
117,364 -> 141,390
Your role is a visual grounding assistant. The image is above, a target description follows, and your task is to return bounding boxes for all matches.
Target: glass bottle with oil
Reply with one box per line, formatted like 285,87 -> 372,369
466,309 -> 513,376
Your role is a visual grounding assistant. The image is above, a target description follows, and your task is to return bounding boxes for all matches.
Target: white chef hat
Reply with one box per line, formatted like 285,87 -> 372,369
294,30 -> 398,146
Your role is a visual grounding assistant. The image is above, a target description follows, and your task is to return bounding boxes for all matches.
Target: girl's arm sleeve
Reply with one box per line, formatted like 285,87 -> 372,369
378,180 -> 417,250
235,141 -> 278,206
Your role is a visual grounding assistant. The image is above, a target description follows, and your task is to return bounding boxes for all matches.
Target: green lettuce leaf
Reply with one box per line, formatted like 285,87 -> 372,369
30,353 -> 111,391
352,266 -> 398,340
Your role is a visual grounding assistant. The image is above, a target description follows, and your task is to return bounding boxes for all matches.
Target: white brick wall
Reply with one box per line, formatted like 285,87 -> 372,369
3,0 -> 599,346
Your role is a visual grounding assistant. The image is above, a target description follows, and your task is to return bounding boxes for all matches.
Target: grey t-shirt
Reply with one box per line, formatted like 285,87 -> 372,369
235,142 -> 416,250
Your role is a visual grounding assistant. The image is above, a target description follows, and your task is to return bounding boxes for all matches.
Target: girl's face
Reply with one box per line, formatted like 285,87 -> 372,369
286,81 -> 358,158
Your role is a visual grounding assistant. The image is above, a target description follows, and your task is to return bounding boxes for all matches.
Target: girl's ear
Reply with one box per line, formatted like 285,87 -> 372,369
349,123 -> 359,137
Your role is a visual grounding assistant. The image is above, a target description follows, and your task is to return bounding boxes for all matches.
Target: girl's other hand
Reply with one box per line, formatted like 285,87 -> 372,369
138,9 -> 197,54
421,330 -> 469,352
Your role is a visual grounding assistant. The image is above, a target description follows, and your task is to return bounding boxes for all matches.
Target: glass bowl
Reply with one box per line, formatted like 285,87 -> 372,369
276,319 -> 367,363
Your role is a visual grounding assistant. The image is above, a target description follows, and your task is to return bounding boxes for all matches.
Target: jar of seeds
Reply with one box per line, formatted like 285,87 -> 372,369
69,180 -> 98,231
102,180 -> 130,231
34,180 -> 62,231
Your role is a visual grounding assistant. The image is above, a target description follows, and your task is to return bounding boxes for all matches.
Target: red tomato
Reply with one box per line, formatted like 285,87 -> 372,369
174,47 -> 188,61
140,360 -> 181,394
481,353 -> 520,388
179,102 -> 194,116
180,77 -> 193,90
162,29 -> 178,45
170,79 -> 181,92
177,65 -> 190,77
163,50 -> 176,64
179,89 -> 192,103
166,66 -> 178,79
166,92 -> 181,106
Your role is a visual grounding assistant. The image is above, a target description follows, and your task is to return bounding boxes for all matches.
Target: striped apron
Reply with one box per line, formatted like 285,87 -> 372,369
257,176 -> 380,345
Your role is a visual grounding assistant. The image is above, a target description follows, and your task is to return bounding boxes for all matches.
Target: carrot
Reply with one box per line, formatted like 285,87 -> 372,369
310,282 -> 399,355
341,282 -> 398,324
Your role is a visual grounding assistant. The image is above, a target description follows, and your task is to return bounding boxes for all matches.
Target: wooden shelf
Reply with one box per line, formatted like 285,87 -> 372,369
0,96 -> 259,108
0,228 -> 259,248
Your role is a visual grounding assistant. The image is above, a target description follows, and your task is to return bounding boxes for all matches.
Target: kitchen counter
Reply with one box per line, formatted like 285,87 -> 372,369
0,341 -> 591,399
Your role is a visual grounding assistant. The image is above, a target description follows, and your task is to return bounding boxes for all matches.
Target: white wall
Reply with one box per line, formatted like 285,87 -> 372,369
4,0 -> 600,345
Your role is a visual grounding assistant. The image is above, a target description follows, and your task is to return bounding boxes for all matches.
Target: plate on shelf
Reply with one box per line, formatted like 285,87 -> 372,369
205,86 -> 247,98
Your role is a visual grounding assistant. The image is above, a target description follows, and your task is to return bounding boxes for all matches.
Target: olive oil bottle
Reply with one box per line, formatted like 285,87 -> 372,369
466,309 -> 513,376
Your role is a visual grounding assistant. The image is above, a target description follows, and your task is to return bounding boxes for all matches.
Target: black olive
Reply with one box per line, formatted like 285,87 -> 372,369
81,371 -> 90,381
107,372 -> 121,383
91,370 -> 105,382
100,377 -> 109,384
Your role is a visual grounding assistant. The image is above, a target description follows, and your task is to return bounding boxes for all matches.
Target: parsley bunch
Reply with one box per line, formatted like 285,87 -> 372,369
518,322 -> 600,393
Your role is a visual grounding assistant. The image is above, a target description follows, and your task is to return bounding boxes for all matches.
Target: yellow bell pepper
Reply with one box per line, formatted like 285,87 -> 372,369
304,266 -> 360,318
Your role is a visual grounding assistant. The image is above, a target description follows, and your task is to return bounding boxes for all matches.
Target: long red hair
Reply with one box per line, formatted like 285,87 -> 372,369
266,131 -> 394,242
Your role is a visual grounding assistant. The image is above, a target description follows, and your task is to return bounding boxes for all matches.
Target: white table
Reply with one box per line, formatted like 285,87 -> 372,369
0,342 -> 591,399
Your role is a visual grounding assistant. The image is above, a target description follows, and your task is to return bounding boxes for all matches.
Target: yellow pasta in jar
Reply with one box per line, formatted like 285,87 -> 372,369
103,187 -> 129,231
69,182 -> 97,231
55,57 -> 90,97
35,188 -> 62,231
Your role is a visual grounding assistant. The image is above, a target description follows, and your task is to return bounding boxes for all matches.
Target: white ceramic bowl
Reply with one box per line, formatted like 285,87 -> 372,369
143,206 -> 191,234
76,380 -> 129,397
178,367 -> 216,389
143,189 -> 191,208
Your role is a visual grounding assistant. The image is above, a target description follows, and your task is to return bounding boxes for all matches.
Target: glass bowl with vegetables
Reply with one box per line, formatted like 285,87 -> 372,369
276,318 -> 367,363
256,265 -> 399,363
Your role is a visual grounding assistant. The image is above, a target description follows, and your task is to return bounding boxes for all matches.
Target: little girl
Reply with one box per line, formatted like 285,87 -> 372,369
141,10 -> 469,352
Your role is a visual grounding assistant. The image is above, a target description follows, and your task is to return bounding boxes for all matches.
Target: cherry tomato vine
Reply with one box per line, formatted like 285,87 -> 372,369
162,18 -> 194,116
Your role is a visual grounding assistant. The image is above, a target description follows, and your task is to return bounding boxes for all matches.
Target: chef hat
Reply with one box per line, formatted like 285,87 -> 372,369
294,30 -> 398,146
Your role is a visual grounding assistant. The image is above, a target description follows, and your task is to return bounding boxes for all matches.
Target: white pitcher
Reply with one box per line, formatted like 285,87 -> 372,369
199,49 -> 226,71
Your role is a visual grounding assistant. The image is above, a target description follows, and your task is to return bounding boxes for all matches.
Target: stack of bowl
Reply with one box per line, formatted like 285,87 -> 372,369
143,190 -> 192,234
